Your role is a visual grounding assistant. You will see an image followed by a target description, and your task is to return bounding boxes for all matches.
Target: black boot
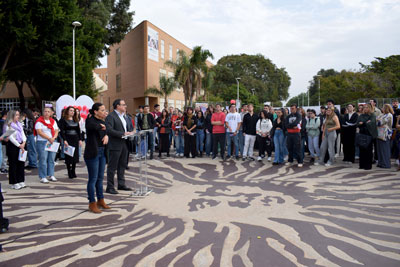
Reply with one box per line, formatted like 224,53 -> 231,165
150,152 -> 153,160
71,163 -> 77,178
66,164 -> 73,179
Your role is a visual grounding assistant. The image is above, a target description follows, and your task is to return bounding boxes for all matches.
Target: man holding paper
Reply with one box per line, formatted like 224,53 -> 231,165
34,105 -> 60,183
105,99 -> 133,194
5,110 -> 26,190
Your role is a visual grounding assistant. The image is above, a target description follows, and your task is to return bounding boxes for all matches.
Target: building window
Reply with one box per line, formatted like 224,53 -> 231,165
116,74 -> 121,92
161,40 -> 165,59
159,68 -> 167,78
169,44 -> 173,60
116,47 -> 121,67
176,49 -> 180,61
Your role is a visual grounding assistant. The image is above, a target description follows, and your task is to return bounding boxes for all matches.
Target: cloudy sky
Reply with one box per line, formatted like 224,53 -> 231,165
101,0 -> 400,99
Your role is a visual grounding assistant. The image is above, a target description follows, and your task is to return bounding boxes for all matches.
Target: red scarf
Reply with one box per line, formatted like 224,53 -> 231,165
34,116 -> 56,137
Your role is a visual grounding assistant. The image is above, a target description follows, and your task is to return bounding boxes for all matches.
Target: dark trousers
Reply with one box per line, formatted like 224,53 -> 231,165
85,147 -> 106,203
7,143 -> 25,185
213,133 -> 226,158
257,135 -> 272,157
106,144 -> 128,189
342,128 -> 356,163
373,138 -> 378,161
359,141 -> 373,170
286,132 -> 302,163
184,133 -> 196,157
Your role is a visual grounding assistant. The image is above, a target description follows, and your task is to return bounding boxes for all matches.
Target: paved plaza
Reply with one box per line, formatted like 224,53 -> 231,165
0,156 -> 399,266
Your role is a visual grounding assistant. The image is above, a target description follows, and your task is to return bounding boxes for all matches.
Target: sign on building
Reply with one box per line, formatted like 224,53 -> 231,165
147,27 -> 159,62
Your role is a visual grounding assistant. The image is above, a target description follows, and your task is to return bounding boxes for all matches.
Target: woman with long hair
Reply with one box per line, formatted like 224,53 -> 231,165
272,108 -> 286,165
84,103 -> 110,213
59,106 -> 83,178
204,106 -> 214,157
5,110 -> 26,190
22,109 -> 38,169
156,109 -> 171,158
315,107 -> 341,166
35,106 -> 60,183
196,110 -> 205,157
376,104 -> 393,168
183,107 -> 197,158
173,110 -> 184,157
306,109 -> 320,163
356,104 -> 378,170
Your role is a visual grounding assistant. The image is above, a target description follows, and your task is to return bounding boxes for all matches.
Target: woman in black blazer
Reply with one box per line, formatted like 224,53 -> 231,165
84,103 -> 110,214
156,109 -> 172,158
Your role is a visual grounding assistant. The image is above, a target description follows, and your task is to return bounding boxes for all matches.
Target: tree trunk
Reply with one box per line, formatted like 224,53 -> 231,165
0,41 -> 16,94
15,81 -> 25,110
164,96 -> 168,109
27,80 -> 42,109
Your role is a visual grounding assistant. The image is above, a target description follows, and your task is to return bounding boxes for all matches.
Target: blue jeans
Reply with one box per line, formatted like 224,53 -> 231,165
36,140 -> 56,179
175,132 -> 184,154
205,131 -> 213,156
283,135 -> 289,157
59,136 -> 65,159
196,129 -> 205,152
273,129 -> 285,163
226,132 -> 239,157
85,147 -> 106,203
26,134 -> 38,167
153,127 -> 158,152
238,129 -> 244,156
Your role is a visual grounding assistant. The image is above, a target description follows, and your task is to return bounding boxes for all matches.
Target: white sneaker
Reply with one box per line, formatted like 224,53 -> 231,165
285,162 -> 292,166
355,156 -> 360,160
11,183 -> 22,190
284,156 -> 288,161
396,159 -> 399,166
298,163 -> 303,168
175,153 -> 179,157
54,161 -> 58,166
257,156 -> 262,162
49,176 -> 57,182
180,153 -> 184,157
40,178 -> 49,183
314,162 -> 320,166
19,182 -> 26,188
325,162 -> 332,167
267,157 -> 271,162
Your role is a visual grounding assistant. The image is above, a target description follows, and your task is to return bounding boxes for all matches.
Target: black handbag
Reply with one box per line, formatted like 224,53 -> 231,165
356,133 -> 372,149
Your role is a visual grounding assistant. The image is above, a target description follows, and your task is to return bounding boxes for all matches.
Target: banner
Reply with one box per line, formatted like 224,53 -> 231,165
55,95 -> 94,120
148,27 -> 159,62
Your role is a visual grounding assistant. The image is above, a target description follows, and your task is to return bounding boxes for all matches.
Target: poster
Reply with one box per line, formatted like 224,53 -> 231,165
148,27 -> 159,62
195,102 -> 208,113
55,95 -> 93,121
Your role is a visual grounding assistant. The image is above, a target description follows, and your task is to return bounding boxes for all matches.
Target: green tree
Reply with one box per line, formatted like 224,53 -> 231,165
166,46 -> 213,108
145,76 -> 177,109
0,0 -> 133,107
210,54 -> 291,104
219,84 -> 259,107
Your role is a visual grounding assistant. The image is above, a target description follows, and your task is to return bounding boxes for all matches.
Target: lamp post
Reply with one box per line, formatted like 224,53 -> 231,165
251,88 -> 255,95
72,21 -> 82,100
316,75 -> 322,107
235,77 -> 241,109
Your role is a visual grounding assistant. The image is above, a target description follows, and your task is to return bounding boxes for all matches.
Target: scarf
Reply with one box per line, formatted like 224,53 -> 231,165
34,116 -> 56,137
187,114 -> 193,129
10,121 -> 23,143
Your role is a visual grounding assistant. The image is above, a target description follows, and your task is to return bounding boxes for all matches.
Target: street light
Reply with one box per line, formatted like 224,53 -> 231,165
72,21 -> 82,100
235,77 -> 241,109
316,75 -> 322,107
251,88 -> 255,95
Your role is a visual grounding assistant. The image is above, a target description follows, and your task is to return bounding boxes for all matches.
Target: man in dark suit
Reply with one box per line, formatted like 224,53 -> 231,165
105,99 -> 133,194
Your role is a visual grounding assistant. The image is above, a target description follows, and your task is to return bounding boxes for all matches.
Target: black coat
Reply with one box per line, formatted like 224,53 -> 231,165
84,116 -> 106,159
137,113 -> 155,130
156,116 -> 172,134
243,113 -> 259,135
105,111 -> 127,151
183,115 -> 198,133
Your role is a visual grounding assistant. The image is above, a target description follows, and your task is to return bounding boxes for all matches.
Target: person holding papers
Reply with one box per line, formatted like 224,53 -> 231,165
5,110 -> 26,190
105,99 -> 133,194
34,105 -> 60,183
59,106 -> 83,179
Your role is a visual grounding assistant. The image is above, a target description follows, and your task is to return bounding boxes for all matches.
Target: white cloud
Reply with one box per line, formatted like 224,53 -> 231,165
102,0 -> 400,100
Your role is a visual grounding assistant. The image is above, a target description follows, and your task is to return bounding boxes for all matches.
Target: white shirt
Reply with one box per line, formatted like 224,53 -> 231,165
256,119 -> 273,135
35,119 -> 59,141
115,110 -> 127,132
6,125 -> 27,147
225,112 -> 241,133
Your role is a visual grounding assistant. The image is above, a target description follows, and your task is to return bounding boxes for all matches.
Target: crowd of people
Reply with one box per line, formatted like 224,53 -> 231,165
0,98 -> 399,214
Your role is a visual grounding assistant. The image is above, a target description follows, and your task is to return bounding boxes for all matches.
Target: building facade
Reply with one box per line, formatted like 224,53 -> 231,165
97,20 -> 193,114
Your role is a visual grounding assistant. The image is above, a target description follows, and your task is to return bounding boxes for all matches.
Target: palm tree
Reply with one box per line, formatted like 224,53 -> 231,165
144,76 -> 177,109
166,46 -> 213,108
